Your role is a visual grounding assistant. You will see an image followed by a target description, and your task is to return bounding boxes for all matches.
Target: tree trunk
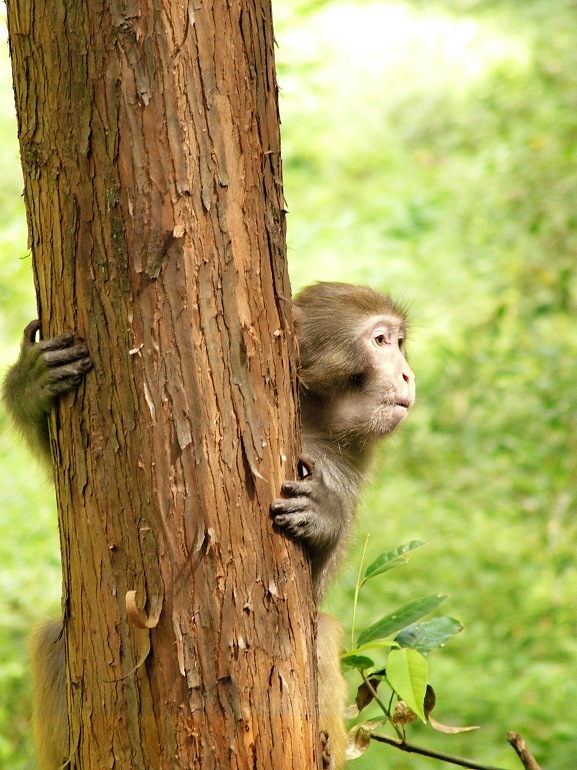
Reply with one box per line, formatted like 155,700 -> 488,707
6,1 -> 320,768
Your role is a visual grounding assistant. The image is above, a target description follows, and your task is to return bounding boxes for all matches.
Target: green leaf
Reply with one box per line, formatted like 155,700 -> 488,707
363,540 -> 427,583
357,594 -> 448,646
395,617 -> 464,654
386,648 -> 429,722
344,640 -> 399,658
340,653 -> 374,670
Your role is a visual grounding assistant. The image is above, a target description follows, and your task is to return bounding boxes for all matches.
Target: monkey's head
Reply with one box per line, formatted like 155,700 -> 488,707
293,282 -> 415,443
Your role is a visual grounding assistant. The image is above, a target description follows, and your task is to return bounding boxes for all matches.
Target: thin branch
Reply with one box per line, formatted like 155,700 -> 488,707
507,732 -> 542,770
360,672 -> 404,741
370,732 -> 507,770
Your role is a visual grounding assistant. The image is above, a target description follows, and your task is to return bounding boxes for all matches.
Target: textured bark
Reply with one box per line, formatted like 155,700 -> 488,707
6,1 -> 319,768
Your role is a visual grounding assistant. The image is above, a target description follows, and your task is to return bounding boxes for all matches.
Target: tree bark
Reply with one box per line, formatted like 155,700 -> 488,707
6,1 -> 320,768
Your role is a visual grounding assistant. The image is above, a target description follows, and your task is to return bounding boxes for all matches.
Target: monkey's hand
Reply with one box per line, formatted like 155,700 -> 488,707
270,454 -> 344,553
2,320 -> 92,461
320,731 -> 335,770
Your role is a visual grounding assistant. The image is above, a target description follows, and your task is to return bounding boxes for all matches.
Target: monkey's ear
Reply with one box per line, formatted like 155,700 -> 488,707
291,303 -> 303,335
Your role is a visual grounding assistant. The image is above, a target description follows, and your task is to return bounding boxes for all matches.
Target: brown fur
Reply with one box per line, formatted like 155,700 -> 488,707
317,613 -> 349,769
28,621 -> 68,770
294,282 -> 407,393
274,282 -> 415,768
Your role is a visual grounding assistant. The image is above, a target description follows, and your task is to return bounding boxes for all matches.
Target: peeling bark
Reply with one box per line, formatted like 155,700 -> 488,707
6,0 -> 319,767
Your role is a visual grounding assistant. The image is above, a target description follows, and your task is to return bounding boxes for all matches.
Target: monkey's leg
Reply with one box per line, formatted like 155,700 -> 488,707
318,612 -> 348,770
29,620 -> 69,770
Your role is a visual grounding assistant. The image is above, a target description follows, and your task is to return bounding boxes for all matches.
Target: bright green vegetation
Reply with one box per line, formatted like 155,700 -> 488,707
277,1 -> 577,768
1,1 -> 576,767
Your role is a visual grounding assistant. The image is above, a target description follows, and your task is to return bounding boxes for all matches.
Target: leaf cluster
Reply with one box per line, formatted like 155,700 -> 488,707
342,539 -> 468,751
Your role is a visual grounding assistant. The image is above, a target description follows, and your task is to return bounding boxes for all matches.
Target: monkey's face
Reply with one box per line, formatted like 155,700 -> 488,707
323,314 -> 416,440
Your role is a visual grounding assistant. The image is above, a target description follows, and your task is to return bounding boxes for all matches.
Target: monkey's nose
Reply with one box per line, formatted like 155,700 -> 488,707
401,367 -> 416,398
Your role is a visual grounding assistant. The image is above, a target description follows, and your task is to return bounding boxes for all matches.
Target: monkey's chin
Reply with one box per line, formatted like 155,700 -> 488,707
373,404 -> 408,435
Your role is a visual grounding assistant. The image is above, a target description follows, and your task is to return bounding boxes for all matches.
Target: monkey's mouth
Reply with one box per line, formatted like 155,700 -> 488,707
395,399 -> 411,409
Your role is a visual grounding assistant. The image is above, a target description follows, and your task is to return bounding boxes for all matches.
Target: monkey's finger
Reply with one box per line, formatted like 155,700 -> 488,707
272,511 -> 320,540
48,361 -> 92,382
38,333 -> 75,352
320,732 -> 334,770
270,497 -> 310,515
280,479 -> 314,498
298,453 -> 316,479
45,375 -> 86,397
272,511 -> 308,527
23,319 -> 41,345
35,362 -> 92,395
43,345 -> 91,367
322,748 -> 334,770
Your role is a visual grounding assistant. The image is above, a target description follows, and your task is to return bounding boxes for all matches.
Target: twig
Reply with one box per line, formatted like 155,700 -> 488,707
507,732 -> 542,770
370,733 -> 507,770
360,671 -> 404,741
350,534 -> 370,649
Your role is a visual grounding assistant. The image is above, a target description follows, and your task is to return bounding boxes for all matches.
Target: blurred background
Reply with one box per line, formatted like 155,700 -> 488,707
1,1 -> 576,768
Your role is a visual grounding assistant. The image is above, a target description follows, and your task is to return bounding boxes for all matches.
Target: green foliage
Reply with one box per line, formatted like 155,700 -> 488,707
1,0 -> 577,768
276,0 -> 577,767
395,617 -> 464,656
387,648 -> 429,723
357,594 -> 448,647
342,540 -> 461,742
363,540 -> 426,583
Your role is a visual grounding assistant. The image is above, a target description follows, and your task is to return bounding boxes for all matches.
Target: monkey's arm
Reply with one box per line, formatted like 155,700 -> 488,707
270,451 -> 358,595
2,320 -> 92,463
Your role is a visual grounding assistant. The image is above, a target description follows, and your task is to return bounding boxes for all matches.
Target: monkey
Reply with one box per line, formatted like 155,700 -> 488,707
270,281 -> 415,768
2,282 -> 414,770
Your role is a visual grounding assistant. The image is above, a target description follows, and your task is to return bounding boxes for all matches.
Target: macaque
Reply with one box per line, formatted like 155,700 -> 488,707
2,282 -> 414,770
271,281 -> 415,767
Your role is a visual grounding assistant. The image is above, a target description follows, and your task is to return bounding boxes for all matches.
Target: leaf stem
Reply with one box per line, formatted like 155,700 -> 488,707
351,534 -> 370,649
360,671 -> 404,741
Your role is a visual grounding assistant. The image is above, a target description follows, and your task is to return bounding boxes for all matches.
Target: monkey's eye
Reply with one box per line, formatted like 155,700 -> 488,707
398,338 -> 405,351
374,333 -> 388,346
